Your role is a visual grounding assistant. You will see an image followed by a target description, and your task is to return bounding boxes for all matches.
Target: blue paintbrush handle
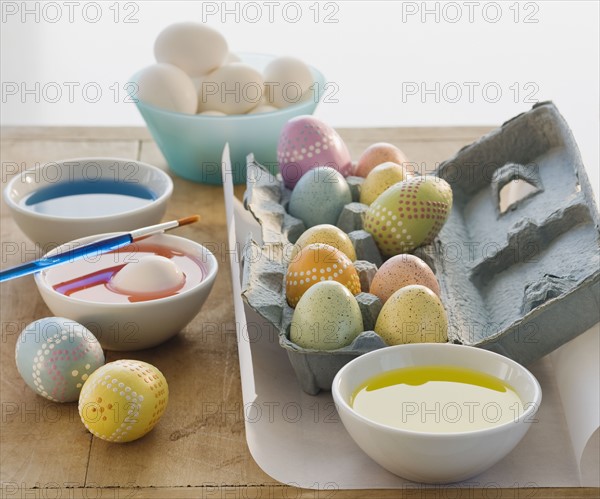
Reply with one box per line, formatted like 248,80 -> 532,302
0,234 -> 133,282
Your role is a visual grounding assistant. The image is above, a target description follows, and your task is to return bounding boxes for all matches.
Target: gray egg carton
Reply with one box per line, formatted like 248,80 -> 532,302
431,101 -> 599,363
241,102 -> 600,394
240,174 -> 387,395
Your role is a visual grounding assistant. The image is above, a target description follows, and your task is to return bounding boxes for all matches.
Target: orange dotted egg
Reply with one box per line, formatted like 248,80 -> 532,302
286,243 -> 361,307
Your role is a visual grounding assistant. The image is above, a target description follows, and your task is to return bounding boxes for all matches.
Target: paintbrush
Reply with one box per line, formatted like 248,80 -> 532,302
0,215 -> 200,283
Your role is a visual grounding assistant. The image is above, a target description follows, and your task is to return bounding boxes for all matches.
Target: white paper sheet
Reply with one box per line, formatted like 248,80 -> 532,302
550,325 -> 600,487
222,153 -> 600,489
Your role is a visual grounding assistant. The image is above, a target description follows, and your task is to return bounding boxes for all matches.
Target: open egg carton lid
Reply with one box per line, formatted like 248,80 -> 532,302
241,102 -> 600,394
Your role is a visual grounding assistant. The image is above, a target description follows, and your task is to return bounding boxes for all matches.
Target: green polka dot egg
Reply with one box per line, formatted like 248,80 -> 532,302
364,176 -> 453,256
78,359 -> 168,443
15,317 -> 105,403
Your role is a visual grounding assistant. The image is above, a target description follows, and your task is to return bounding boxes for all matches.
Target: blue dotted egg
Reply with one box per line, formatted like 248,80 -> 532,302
15,317 -> 105,402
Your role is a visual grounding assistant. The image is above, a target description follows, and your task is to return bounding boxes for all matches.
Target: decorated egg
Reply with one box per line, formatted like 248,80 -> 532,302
289,224 -> 356,262
285,243 -> 361,307
136,63 -> 198,114
198,63 -> 264,114
290,281 -> 363,350
78,359 -> 169,443
288,167 -> 352,228
355,142 -> 409,178
15,317 -> 105,402
364,176 -> 453,256
360,161 -> 408,205
154,22 -> 228,77
374,285 -> 448,345
277,116 -> 353,189
264,56 -> 314,108
370,254 -> 440,303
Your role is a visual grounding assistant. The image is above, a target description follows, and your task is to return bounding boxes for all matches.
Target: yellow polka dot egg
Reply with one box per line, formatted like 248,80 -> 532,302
286,243 -> 361,307
15,317 -> 105,403
79,359 -> 169,443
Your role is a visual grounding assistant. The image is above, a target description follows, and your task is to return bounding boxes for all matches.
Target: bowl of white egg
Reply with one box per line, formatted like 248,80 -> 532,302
34,232 -> 218,351
131,22 -> 326,185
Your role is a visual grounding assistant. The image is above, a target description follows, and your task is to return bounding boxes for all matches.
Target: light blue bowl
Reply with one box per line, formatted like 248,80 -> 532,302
132,53 -> 325,185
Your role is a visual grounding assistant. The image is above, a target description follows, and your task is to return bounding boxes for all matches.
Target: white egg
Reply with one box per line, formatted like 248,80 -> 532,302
263,56 -> 313,108
136,63 -> 198,114
225,52 -> 241,63
110,255 -> 185,295
154,22 -> 228,77
191,77 -> 207,112
198,63 -> 264,115
199,110 -> 227,116
247,104 -> 278,114
191,76 -> 204,93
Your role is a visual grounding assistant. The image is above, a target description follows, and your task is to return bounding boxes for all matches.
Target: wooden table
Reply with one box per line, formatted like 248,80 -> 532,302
1,126 -> 595,499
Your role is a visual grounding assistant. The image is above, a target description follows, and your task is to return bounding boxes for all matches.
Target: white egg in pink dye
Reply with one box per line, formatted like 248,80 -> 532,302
110,255 -> 185,295
46,241 -> 205,304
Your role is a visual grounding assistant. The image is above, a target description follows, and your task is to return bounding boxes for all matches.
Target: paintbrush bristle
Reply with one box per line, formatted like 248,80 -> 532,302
177,214 -> 201,227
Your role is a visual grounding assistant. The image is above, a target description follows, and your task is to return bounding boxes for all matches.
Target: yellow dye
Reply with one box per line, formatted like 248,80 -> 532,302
351,365 -> 523,433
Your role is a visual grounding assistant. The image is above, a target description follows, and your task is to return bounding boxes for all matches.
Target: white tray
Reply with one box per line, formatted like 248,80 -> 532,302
221,147 -> 599,490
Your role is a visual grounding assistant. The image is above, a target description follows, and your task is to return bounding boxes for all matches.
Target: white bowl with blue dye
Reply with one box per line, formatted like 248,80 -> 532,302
4,157 -> 173,249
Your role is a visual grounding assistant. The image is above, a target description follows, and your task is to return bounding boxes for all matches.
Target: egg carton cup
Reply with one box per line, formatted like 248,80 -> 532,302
241,101 -> 600,394
241,236 -> 387,395
240,163 -> 387,395
432,101 -> 599,364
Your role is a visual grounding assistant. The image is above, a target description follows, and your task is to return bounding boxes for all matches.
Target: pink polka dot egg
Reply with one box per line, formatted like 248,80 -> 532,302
15,317 -> 105,402
277,115 -> 353,189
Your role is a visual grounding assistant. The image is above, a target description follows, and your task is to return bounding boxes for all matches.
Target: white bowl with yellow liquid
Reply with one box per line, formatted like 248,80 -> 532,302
332,343 -> 542,484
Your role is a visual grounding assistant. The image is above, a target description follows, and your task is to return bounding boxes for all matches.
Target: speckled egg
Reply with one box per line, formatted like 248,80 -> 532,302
374,285 -> 448,345
15,317 -> 105,403
290,281 -> 364,350
360,162 -> 408,205
370,254 -> 440,303
289,224 -> 356,262
286,243 -> 361,307
78,359 -> 168,443
364,176 -> 453,256
277,116 -> 353,189
354,142 -> 409,178
288,167 -> 352,228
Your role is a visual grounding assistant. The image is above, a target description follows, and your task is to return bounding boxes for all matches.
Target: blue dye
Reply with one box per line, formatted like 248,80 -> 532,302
22,179 -> 157,218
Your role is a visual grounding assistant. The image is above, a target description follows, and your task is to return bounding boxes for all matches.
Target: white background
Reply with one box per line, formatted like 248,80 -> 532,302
1,1 -> 598,198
